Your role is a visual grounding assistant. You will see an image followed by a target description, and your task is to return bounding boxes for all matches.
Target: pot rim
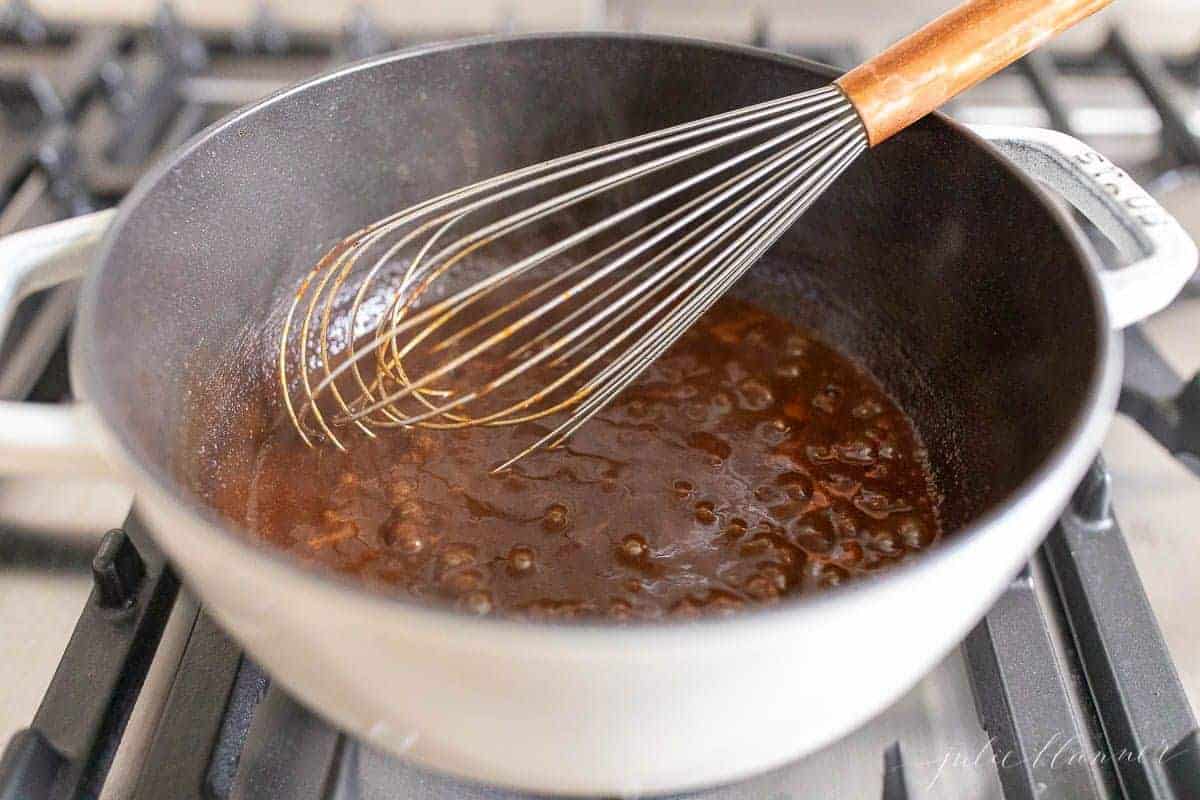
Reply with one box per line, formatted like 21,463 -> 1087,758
74,30 -> 1119,648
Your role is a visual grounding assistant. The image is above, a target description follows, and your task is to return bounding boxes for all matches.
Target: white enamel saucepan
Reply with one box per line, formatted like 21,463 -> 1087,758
0,35 -> 1193,796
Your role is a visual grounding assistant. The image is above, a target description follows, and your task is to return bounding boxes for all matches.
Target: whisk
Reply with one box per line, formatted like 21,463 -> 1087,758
280,0 -> 1112,471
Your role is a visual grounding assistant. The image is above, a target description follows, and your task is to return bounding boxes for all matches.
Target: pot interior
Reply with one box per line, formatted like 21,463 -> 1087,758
81,35 -> 1100,554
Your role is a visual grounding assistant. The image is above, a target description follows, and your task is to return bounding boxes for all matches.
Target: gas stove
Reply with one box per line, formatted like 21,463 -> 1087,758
0,2 -> 1198,798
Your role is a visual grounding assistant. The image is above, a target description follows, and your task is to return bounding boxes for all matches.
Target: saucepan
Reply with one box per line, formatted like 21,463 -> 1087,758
0,35 -> 1193,796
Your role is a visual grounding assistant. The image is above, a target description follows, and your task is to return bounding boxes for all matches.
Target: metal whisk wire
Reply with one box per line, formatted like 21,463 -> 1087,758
279,85 -> 868,467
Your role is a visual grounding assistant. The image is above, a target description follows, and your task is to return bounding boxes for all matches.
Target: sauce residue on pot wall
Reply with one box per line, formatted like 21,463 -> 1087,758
198,296 -> 942,622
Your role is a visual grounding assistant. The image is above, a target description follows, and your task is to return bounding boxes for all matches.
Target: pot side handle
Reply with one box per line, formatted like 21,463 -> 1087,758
970,124 -> 1198,330
0,209 -> 117,477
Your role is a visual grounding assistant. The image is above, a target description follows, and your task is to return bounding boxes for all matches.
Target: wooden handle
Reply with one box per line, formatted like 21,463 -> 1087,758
836,0 -> 1113,146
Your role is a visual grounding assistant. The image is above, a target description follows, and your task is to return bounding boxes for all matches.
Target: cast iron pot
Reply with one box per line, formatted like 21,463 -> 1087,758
0,34 -> 1193,796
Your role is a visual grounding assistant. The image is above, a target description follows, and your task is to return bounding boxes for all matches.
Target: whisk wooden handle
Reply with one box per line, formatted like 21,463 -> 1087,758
836,0 -> 1113,146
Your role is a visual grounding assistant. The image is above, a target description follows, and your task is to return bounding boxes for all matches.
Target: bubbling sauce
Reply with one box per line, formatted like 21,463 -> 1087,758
200,297 -> 941,622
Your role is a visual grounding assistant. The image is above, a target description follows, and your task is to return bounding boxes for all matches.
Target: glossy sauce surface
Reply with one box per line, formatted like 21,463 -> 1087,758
200,297 -> 942,622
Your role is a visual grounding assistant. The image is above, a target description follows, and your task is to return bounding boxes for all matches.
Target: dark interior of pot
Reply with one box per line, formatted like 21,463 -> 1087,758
81,34 -> 1100,548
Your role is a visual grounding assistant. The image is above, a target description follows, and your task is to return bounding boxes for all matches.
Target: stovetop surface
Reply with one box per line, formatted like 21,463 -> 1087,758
0,3 -> 1198,799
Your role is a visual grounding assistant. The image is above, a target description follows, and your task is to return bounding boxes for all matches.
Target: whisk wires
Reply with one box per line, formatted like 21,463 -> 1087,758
278,85 -> 867,469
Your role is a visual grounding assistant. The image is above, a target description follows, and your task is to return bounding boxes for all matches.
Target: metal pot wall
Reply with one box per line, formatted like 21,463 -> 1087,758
0,35 -> 1193,796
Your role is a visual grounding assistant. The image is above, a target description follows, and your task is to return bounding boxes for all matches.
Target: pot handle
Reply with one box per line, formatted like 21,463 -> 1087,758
970,124 -> 1198,329
0,209 -> 117,477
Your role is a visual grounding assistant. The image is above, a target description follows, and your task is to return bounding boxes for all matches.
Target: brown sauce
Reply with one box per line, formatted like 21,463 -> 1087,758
199,296 -> 941,622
